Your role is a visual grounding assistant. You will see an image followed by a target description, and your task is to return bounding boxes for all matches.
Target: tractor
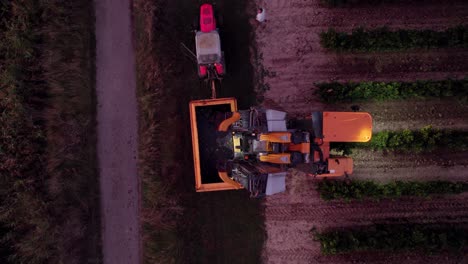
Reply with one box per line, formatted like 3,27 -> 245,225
188,4 -> 373,198
194,3 -> 225,98
189,98 -> 372,198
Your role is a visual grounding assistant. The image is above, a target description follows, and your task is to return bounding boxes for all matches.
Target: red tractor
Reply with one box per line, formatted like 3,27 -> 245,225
194,3 -> 225,98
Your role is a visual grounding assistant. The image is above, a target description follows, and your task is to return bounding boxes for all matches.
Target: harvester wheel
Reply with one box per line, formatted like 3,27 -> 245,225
292,131 -> 307,144
290,152 -> 303,165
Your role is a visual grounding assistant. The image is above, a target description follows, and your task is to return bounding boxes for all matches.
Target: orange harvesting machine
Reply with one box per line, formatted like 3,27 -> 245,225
189,97 -> 372,198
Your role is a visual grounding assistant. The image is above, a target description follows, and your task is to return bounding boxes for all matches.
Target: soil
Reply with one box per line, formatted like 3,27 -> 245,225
352,149 -> 468,182
253,0 -> 468,115
263,169 -> 468,263
251,0 -> 468,263
95,0 -> 140,263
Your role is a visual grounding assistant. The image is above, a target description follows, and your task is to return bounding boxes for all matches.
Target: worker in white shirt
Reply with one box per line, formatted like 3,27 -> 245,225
256,8 -> 266,23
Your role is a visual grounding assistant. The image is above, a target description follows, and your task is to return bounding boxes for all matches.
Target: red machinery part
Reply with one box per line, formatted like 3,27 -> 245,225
199,65 -> 207,77
214,63 -> 224,75
200,4 -> 216,33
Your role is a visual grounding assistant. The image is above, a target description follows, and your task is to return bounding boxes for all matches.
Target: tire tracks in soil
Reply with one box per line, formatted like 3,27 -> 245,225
352,149 -> 468,182
253,0 -> 468,262
267,249 -> 466,264
256,0 -> 468,116
264,191 -> 468,263
266,199 -> 468,222
261,168 -> 468,262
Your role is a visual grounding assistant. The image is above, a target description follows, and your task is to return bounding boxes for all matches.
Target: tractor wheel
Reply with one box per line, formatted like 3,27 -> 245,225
240,110 -> 251,129
292,131 -> 307,144
311,163 -> 319,174
290,152 -> 303,165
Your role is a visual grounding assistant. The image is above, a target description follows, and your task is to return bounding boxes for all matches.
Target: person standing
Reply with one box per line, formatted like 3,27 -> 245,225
256,7 -> 266,23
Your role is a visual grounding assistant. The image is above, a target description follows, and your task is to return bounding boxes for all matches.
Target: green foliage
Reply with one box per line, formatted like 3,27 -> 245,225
366,127 -> 467,152
317,179 -> 468,201
331,127 -> 468,154
313,224 -> 468,255
320,26 -> 468,51
316,79 -> 468,103
330,142 -> 357,156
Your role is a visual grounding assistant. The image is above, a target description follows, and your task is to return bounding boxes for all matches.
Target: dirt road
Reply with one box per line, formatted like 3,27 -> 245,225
95,0 -> 140,263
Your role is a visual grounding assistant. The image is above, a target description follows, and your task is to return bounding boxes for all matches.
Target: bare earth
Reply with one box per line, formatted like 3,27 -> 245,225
264,170 -> 468,264
95,0 -> 140,263
351,149 -> 468,183
254,0 -> 468,115
251,0 -> 468,263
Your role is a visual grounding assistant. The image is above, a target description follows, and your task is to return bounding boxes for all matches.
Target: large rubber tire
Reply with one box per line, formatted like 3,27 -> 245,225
240,110 -> 251,129
291,131 -> 306,144
290,152 -> 303,165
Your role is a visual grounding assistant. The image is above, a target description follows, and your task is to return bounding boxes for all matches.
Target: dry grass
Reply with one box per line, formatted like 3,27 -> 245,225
133,1 -> 182,263
0,0 -> 100,263
133,0 -> 266,263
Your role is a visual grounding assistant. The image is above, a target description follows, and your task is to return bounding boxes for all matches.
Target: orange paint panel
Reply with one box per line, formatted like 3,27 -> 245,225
323,112 -> 372,142
313,141 -> 330,162
259,153 -> 291,164
196,183 -> 241,192
217,171 -> 243,189
190,98 -> 241,191
288,143 -> 310,153
259,132 -> 291,143
327,157 -> 353,175
218,112 -> 241,132
314,157 -> 353,178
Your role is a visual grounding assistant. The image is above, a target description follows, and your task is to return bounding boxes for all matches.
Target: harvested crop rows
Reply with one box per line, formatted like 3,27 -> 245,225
266,195 -> 468,222
262,170 -> 468,263
254,0 -> 468,114
252,0 -> 468,263
352,149 -> 468,182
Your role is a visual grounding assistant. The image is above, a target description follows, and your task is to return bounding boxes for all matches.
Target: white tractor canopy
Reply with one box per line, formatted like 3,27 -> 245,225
265,172 -> 287,195
195,31 -> 222,64
265,109 -> 287,132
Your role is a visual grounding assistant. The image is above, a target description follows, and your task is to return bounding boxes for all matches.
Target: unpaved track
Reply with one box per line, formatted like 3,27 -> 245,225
95,0 -> 140,263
